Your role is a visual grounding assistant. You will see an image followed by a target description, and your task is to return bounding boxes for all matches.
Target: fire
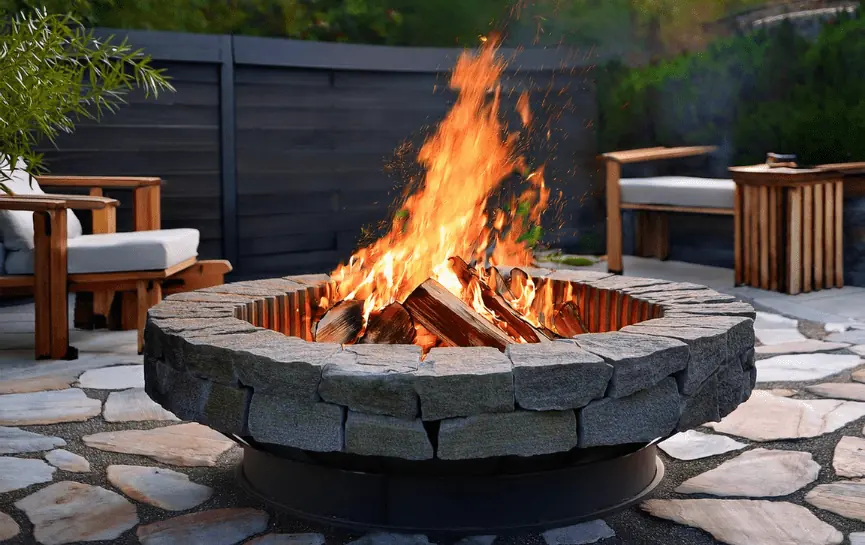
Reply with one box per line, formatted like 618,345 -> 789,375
331,38 -> 551,338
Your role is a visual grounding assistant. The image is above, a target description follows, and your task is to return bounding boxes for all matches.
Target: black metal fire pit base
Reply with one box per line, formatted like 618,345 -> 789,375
236,441 -> 665,536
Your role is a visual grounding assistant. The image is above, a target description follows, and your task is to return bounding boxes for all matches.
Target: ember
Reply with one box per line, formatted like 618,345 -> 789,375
323,38 -> 558,350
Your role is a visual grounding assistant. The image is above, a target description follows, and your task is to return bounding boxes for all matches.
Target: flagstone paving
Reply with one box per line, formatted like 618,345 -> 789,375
7,302 -> 865,544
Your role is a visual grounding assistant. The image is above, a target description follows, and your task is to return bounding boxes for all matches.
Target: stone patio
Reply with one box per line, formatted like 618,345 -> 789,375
4,257 -> 865,544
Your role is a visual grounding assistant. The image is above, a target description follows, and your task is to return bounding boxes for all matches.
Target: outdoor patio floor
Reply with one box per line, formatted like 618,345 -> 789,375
3,257 -> 865,544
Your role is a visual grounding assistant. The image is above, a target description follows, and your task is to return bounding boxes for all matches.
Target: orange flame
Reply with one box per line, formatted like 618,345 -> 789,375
331,38 -> 550,330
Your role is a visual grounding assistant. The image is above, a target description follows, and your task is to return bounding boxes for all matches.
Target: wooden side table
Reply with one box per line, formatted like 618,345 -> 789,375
729,164 -> 844,294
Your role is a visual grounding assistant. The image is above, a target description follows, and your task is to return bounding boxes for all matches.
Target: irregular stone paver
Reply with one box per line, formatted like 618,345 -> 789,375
542,520 -> 615,544
852,532 -> 865,545
767,388 -> 798,397
0,375 -> 73,395
0,426 -> 65,454
825,323 -> 853,333
807,480 -> 865,522
14,481 -> 138,545
852,345 -> 865,358
754,311 -> 798,330
675,448 -> 819,497
854,368 -> 865,383
44,449 -> 90,473
0,456 -> 55,493
0,511 -> 20,541
246,533 -> 326,545
83,423 -> 235,467
77,365 -> 144,390
0,389 -> 101,425
347,534 -> 434,545
755,340 -> 850,355
103,388 -> 179,422
806,382 -> 865,401
107,465 -> 213,511
707,391 -> 865,441
834,436 -> 865,477
827,331 -> 865,344
641,499 -> 843,545
658,430 -> 747,461
756,354 -> 862,383
136,508 -> 268,545
755,328 -> 807,346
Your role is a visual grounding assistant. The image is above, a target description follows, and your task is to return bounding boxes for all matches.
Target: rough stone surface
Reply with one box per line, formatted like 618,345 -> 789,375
755,328 -> 807,345
578,377 -> 680,448
107,465 -> 213,511
346,532 -> 434,545
136,508 -> 268,545
77,365 -> 144,389
834,436 -> 865,477
716,357 -> 746,418
344,411 -> 433,460
675,448 -> 819,497
756,340 -> 850,355
83,422 -> 235,467
756,354 -> 862,383
0,388 -> 101,425
542,520 -> 615,545
0,426 -> 65,454
806,382 -> 865,401
676,373 -> 720,431
44,449 -> 90,473
319,345 -> 421,419
103,388 -> 180,422
14,481 -> 139,545
438,410 -> 577,460
0,456 -> 56,493
248,394 -> 344,452
658,430 -> 747,461
807,480 -> 865,522
232,337 -> 341,400
173,329 -> 288,384
572,333 -> 688,398
0,511 -> 19,541
662,302 -> 757,320
0,374 -> 73,395
754,311 -> 798,329
414,347 -> 514,421
641,499 -> 843,545
852,532 -> 865,545
454,536 -> 496,545
768,388 -> 798,397
247,534 -> 326,545
708,391 -> 865,441
507,342 -> 612,410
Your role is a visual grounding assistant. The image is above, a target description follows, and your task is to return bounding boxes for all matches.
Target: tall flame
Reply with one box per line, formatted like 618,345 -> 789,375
331,39 -> 550,325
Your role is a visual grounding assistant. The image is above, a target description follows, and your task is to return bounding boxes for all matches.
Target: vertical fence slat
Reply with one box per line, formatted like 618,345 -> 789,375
219,35 -> 239,272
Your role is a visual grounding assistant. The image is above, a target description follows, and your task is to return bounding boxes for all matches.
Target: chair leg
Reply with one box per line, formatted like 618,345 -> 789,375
605,160 -> 624,274
33,211 -> 52,359
33,210 -> 76,360
136,280 -> 162,355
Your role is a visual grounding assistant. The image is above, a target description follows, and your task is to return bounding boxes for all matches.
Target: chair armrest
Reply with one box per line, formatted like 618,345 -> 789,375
35,176 -> 161,189
0,196 -> 67,212
7,194 -> 118,211
602,146 -> 718,165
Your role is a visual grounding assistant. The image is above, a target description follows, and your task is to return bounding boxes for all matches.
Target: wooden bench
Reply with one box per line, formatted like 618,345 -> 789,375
603,146 -> 733,274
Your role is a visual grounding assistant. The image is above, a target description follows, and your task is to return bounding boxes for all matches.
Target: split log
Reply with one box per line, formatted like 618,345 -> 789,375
449,257 -> 548,343
359,302 -> 416,345
488,266 -> 514,299
403,279 -> 514,350
315,299 -> 364,344
553,301 -> 589,337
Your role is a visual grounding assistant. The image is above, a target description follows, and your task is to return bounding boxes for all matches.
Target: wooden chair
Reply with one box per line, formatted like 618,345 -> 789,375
0,173 -> 231,360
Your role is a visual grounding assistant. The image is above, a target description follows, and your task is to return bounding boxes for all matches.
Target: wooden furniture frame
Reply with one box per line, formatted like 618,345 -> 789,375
602,146 -> 725,274
0,176 -> 231,359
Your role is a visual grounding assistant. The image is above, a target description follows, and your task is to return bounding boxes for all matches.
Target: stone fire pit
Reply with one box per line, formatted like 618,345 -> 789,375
143,268 -> 756,534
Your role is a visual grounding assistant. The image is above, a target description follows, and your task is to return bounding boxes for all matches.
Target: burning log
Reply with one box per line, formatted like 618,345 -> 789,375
448,257 -> 549,343
489,266 -> 514,299
315,299 -> 364,344
359,302 -> 416,345
553,301 -> 589,338
414,324 -> 440,352
509,268 -> 531,300
403,279 -> 514,351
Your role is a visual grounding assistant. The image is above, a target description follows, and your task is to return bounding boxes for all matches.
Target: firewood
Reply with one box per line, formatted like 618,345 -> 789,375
403,278 -> 514,350
510,267 -> 531,300
448,257 -> 548,343
488,266 -> 514,299
359,302 -> 416,345
553,301 -> 589,337
315,299 -> 363,344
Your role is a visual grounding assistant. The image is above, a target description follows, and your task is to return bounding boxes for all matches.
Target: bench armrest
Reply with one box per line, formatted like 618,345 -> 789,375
601,146 -> 718,165
37,176 -> 161,231
0,194 -> 118,211
35,176 -> 161,189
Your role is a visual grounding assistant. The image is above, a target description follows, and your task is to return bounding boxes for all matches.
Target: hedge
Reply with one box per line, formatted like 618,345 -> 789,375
597,11 -> 865,166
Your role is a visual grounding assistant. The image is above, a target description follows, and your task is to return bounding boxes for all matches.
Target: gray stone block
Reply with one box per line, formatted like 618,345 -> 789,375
147,302 -> 238,321
643,289 -> 737,306
507,342 -> 612,410
318,345 -> 420,419
743,366 -> 757,402
144,358 -> 207,421
544,269 -> 612,283
740,347 -> 756,370
578,377 -> 680,447
248,393 -> 344,452
144,316 -> 258,363
585,275 -> 670,291
232,337 -> 341,401
414,347 -> 514,421
572,332 -> 688,399
176,329 -> 288,384
201,381 -> 251,435
621,318 -> 728,396
344,411 -> 433,460
677,373 -> 720,431
662,302 -> 757,320
716,357 -> 745,418
618,282 -> 707,296
437,410 -> 577,460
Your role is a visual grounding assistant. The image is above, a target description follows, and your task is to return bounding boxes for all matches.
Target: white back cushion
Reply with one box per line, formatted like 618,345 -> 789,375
0,157 -> 83,251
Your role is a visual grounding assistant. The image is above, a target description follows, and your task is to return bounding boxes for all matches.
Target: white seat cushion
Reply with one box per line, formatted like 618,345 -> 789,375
4,228 -> 199,275
0,157 -> 83,251
620,176 -> 735,209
